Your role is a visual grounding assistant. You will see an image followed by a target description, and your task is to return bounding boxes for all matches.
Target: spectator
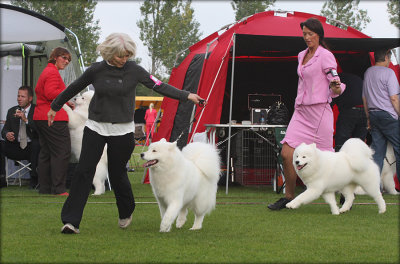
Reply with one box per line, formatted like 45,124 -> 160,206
47,33 -> 205,234
1,86 -> 40,188
33,47 -> 71,196
362,48 -> 400,186
268,18 -> 345,210
332,72 -> 368,152
144,103 -> 157,145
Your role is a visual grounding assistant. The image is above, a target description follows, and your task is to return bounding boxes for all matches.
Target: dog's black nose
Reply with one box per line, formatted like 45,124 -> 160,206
140,153 -> 144,158
295,161 -> 299,165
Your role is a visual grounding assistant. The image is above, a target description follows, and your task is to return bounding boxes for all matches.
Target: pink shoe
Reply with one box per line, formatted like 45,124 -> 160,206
57,192 -> 69,196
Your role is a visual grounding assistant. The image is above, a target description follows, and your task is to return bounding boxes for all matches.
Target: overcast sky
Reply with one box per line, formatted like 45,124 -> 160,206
95,0 -> 399,68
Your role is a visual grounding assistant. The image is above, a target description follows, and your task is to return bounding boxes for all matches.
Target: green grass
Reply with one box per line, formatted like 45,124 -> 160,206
1,147 -> 399,264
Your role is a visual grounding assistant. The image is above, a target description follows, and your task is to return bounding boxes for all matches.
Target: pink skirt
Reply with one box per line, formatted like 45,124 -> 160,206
281,103 -> 334,152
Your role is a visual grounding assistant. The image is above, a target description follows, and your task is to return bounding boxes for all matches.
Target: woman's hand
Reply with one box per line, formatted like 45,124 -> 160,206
188,93 -> 206,106
329,79 -> 342,95
47,109 -> 57,126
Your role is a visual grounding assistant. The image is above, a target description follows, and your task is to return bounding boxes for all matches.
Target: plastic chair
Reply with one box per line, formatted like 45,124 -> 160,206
5,157 -> 31,186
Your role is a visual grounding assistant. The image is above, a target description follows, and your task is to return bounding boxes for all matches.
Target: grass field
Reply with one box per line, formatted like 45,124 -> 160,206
1,147 -> 399,264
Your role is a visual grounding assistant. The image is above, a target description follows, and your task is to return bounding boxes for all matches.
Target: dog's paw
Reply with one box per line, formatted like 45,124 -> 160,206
339,207 -> 349,214
189,226 -> 202,231
176,220 -> 186,229
159,224 -> 171,232
331,209 -> 340,215
286,201 -> 299,209
378,208 -> 386,214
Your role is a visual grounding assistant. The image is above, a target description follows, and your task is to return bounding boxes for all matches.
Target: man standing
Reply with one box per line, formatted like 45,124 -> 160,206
332,72 -> 368,152
362,49 -> 400,186
1,86 -> 40,188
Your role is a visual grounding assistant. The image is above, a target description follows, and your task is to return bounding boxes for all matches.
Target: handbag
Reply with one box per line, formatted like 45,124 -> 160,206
267,101 -> 289,125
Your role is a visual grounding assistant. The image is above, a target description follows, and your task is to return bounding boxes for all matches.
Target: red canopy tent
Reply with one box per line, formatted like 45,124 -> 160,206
148,11 -> 399,189
154,10 -> 399,145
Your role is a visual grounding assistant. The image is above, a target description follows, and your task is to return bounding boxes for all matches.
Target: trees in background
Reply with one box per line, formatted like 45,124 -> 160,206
137,0 -> 200,77
387,0 -> 399,29
231,0 -> 275,21
11,0 -> 100,66
320,0 -> 370,31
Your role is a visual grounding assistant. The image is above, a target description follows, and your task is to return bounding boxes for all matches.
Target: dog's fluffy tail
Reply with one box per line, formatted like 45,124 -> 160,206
182,142 -> 220,183
340,138 -> 374,172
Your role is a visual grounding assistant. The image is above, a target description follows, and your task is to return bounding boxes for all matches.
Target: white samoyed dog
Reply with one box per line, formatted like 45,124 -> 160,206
141,139 -> 220,232
355,142 -> 399,195
286,138 -> 386,214
63,90 -> 108,195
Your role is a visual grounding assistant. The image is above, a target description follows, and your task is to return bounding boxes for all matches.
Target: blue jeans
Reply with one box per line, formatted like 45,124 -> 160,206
369,111 -> 400,184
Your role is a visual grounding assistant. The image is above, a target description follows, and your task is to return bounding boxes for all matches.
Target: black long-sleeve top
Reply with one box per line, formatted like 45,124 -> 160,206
51,60 -> 189,123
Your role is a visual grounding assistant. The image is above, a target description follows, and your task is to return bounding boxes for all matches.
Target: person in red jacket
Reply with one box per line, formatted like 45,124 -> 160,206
144,103 -> 158,145
33,47 -> 71,195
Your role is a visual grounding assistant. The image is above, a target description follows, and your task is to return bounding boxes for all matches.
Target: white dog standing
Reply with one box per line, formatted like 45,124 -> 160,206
286,138 -> 386,214
141,139 -> 220,232
63,90 -> 109,195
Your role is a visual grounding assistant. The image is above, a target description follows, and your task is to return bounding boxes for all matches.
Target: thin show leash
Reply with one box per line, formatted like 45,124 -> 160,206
175,100 -> 206,143
313,70 -> 339,143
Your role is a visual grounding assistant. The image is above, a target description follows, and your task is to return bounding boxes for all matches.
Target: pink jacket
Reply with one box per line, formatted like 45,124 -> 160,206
145,109 -> 157,124
295,46 -> 345,106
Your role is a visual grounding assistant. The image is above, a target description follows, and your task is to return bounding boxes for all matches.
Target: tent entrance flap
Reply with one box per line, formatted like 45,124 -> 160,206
170,53 -> 206,149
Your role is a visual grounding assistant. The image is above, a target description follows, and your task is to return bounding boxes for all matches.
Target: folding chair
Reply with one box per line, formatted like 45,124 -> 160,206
5,157 -> 31,186
134,123 -> 146,146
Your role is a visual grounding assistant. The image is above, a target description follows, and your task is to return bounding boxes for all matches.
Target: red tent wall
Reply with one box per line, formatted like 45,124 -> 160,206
153,11 -> 394,143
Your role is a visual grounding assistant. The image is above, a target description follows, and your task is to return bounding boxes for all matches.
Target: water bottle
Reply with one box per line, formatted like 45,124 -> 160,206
259,112 -> 265,124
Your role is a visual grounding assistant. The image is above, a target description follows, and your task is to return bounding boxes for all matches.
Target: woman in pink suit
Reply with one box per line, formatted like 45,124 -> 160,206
268,18 -> 346,210
33,47 -> 71,195
144,103 -> 157,145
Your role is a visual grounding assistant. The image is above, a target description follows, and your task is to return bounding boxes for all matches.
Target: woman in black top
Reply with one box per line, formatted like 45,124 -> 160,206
49,33 -> 204,234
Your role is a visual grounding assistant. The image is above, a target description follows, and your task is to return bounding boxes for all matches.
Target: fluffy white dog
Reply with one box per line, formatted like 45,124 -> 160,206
286,138 -> 386,214
141,139 -> 220,232
63,90 -> 108,195
355,142 -> 399,195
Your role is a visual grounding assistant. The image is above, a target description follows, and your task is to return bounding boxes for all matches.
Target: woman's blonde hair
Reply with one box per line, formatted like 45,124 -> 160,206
96,33 -> 137,61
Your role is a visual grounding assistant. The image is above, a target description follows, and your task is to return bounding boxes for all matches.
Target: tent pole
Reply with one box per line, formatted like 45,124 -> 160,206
65,28 -> 85,73
226,33 -> 236,195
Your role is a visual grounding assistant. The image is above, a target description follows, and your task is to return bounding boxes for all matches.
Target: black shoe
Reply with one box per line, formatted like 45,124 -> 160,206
268,198 -> 292,210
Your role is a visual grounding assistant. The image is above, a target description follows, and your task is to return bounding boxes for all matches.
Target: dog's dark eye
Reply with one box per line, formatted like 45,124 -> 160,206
302,156 -> 306,158
152,150 -> 156,152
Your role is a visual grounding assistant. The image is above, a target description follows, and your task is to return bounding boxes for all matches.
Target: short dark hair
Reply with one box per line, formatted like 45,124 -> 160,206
300,18 -> 327,49
374,49 -> 391,63
19,85 -> 33,97
48,47 -> 71,64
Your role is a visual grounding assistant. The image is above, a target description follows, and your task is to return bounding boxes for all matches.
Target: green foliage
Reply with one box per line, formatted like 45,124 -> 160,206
137,0 -> 201,77
320,0 -> 371,31
387,0 -> 400,29
10,0 -> 100,66
231,0 -> 276,21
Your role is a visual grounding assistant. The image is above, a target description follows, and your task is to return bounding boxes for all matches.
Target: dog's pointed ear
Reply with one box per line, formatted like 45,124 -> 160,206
160,138 -> 166,143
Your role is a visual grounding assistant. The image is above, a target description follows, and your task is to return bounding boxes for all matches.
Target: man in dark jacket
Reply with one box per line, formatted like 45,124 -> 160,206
1,86 -> 40,188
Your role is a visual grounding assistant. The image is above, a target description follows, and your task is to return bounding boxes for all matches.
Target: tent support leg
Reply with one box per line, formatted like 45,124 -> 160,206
226,34 -> 236,195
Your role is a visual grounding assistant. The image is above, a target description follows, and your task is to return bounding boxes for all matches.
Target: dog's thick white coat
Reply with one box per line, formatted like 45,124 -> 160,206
141,139 -> 220,232
355,142 -> 398,195
286,138 -> 386,214
63,90 -> 108,195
